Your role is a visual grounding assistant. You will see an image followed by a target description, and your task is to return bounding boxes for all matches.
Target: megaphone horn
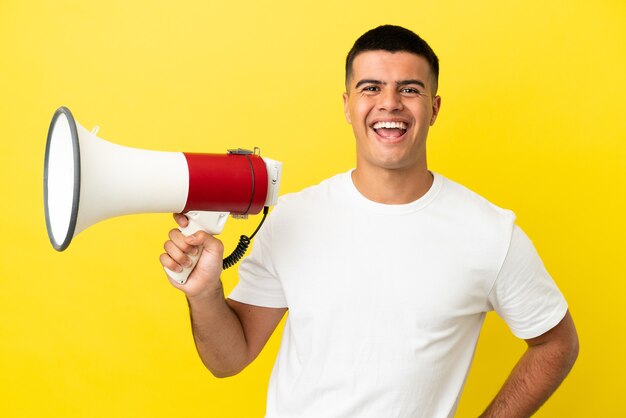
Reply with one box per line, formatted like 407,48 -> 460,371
44,107 -> 282,279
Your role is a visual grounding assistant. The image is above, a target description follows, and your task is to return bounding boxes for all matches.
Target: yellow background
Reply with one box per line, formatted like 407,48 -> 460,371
1,0 -> 625,416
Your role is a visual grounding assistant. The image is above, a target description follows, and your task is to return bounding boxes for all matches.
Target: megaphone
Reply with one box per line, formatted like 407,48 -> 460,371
44,106 -> 282,284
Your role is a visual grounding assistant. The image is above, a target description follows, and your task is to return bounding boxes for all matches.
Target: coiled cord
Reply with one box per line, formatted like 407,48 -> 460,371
222,206 -> 269,270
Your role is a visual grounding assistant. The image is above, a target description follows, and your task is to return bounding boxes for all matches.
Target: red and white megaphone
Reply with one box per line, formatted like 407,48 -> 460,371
44,106 -> 282,284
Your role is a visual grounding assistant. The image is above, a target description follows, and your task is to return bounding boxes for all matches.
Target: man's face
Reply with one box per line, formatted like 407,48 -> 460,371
343,50 -> 441,174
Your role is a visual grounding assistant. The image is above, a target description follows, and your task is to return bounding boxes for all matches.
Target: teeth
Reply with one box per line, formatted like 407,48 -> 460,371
373,121 -> 407,130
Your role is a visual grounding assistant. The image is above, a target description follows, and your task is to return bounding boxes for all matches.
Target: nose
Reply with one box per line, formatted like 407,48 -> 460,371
377,89 -> 404,112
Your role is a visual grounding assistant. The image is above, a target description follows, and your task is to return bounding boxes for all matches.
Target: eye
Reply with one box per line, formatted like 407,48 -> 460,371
400,87 -> 423,96
360,85 -> 380,94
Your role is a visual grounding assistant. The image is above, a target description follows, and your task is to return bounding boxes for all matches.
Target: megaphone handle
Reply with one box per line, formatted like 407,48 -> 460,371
164,211 -> 229,284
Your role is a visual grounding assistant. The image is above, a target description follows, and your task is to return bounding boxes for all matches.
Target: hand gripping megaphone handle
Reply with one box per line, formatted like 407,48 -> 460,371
164,211 -> 229,284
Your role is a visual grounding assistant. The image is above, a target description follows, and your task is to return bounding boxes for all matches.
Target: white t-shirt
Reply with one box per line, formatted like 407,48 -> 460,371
229,171 -> 567,418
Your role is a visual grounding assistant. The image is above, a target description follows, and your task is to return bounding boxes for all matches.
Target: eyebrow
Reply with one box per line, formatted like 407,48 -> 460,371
398,79 -> 426,89
354,79 -> 426,89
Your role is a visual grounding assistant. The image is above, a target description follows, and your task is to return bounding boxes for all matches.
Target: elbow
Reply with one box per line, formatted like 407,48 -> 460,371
555,310 -> 580,371
210,368 -> 242,379
206,361 -> 248,379
556,323 -> 580,376
564,315 -> 580,369
567,332 -> 580,369
196,348 -> 251,378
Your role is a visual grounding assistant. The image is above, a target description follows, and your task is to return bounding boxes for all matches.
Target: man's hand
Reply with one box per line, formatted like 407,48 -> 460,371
480,310 -> 579,417
160,213 -> 224,299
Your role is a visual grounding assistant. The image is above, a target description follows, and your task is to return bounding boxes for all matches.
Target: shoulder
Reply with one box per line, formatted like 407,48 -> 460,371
430,173 -> 517,253
275,171 -> 350,212
434,173 -> 516,226
259,171 -> 351,245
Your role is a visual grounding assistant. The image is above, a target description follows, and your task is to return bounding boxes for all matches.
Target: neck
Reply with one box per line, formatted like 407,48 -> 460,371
351,164 -> 433,205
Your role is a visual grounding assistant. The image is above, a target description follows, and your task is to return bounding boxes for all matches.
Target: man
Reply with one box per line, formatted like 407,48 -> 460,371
160,25 -> 578,418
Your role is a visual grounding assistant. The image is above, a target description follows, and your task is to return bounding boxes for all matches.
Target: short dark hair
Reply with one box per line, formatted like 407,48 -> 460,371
345,25 -> 439,92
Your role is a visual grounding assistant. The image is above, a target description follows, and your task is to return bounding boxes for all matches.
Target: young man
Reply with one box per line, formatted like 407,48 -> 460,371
160,25 -> 578,418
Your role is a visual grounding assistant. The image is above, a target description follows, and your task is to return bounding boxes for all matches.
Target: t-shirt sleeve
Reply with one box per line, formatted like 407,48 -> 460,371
228,216 -> 288,308
488,225 -> 568,339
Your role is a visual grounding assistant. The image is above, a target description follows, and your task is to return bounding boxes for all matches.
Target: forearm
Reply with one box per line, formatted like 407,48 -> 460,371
480,329 -> 579,417
186,282 -> 249,378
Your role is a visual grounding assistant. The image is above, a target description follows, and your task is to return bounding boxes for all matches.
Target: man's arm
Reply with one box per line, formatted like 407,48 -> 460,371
187,292 -> 286,378
480,310 -> 579,418
161,214 -> 287,378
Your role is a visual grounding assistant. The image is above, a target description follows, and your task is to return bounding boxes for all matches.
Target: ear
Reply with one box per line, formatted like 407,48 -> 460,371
430,95 -> 441,126
342,92 -> 352,124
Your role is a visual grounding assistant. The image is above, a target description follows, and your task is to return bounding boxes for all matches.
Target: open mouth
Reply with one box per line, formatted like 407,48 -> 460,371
372,121 -> 408,140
